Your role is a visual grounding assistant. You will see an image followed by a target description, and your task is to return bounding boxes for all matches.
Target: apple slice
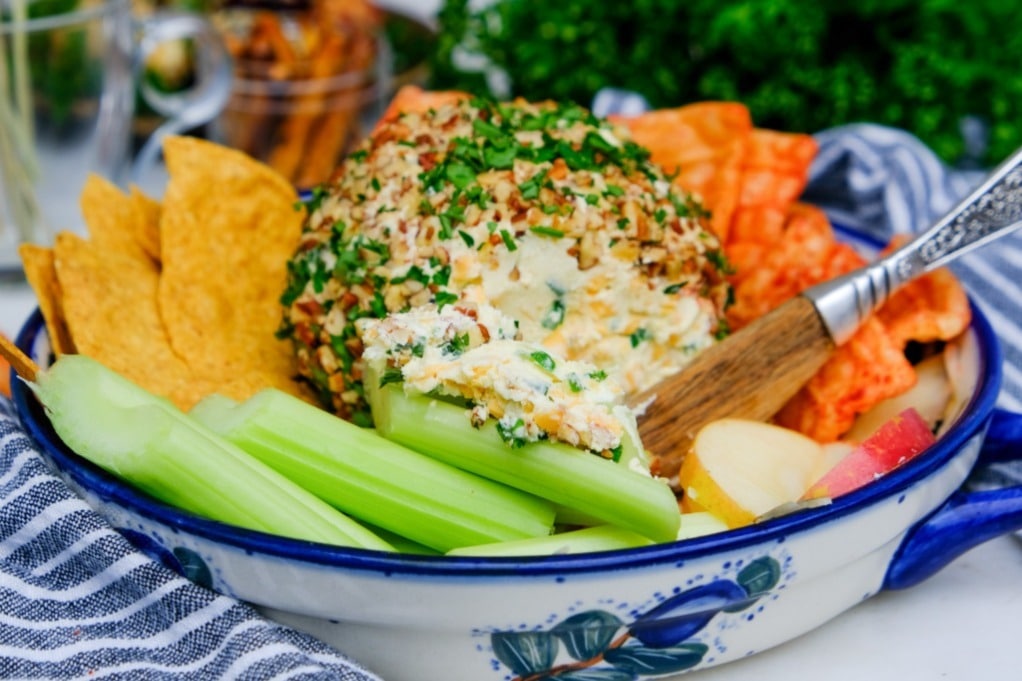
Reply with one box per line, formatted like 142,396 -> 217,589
808,440 -> 856,486
844,354 -> 950,443
803,407 -> 936,500
678,419 -> 826,529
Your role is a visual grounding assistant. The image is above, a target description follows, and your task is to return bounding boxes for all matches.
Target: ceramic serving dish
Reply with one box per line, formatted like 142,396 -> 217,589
12,294 -> 1022,681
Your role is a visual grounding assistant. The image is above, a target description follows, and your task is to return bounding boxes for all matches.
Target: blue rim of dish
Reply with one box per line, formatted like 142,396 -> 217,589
11,281 -> 1003,579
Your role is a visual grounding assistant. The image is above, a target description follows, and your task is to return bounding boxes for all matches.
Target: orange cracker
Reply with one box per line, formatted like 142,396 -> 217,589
374,85 -> 470,134
775,316 -> 918,442
613,102 -> 753,242
726,129 -> 818,246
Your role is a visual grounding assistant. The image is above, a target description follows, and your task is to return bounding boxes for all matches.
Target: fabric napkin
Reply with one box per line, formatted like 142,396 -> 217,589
2,112 -> 1021,679
0,397 -> 381,679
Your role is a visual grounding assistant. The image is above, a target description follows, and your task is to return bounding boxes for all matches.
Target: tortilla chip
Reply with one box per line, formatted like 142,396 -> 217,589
0,341 -> 10,398
157,135 -> 305,399
18,243 -> 75,356
52,231 -> 201,409
78,175 -> 153,265
130,185 -> 163,264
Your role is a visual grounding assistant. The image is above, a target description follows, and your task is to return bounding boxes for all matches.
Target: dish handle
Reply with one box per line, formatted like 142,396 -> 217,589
884,408 -> 1022,590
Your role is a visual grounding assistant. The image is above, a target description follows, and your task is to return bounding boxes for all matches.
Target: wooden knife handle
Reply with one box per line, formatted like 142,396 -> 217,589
634,295 -> 834,461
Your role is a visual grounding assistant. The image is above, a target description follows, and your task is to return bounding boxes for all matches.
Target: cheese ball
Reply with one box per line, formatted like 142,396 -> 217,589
280,96 -> 733,424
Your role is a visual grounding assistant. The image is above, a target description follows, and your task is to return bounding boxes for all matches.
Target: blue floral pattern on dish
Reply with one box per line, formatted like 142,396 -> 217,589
487,556 -> 782,679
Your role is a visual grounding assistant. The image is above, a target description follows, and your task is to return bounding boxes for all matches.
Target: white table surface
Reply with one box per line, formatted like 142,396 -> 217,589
3,0 -> 1020,676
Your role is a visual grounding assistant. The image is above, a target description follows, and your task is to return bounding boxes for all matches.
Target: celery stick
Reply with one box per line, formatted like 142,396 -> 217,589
677,512 -> 730,541
447,525 -> 655,557
553,505 -> 607,528
361,522 -> 442,556
191,388 -> 556,553
372,385 -> 681,543
31,355 -> 393,550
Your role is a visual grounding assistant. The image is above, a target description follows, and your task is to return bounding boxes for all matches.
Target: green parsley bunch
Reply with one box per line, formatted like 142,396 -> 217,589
430,0 -> 1022,167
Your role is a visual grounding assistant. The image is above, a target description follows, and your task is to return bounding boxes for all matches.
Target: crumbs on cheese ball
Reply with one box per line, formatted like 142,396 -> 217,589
358,303 -> 639,458
281,95 -> 733,424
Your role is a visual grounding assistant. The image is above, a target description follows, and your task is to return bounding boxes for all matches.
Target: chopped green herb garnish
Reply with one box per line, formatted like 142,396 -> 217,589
567,374 -> 584,392
499,229 -> 518,251
329,334 -> 354,372
379,367 -> 404,387
435,290 -> 459,310
431,264 -> 452,286
529,350 -> 556,372
369,291 -> 388,318
518,170 -> 548,199
496,418 -> 528,449
541,298 -> 565,330
466,185 -> 491,208
419,164 -> 446,192
629,327 -> 652,347
362,239 -> 390,261
442,332 -> 472,356
445,162 -> 476,189
472,117 -> 504,140
484,144 -> 518,169
529,225 -> 565,238
706,249 -> 736,274
588,369 -> 607,381
584,130 -> 616,154
459,230 -> 475,247
437,214 -> 454,239
390,264 -> 430,286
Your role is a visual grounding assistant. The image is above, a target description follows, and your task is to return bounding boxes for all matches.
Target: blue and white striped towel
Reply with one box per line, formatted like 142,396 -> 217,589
0,398 -> 382,680
2,120 -> 1021,678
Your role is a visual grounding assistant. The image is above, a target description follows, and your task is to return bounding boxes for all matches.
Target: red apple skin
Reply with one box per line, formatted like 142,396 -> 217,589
802,408 -> 936,500
857,407 -> 937,469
